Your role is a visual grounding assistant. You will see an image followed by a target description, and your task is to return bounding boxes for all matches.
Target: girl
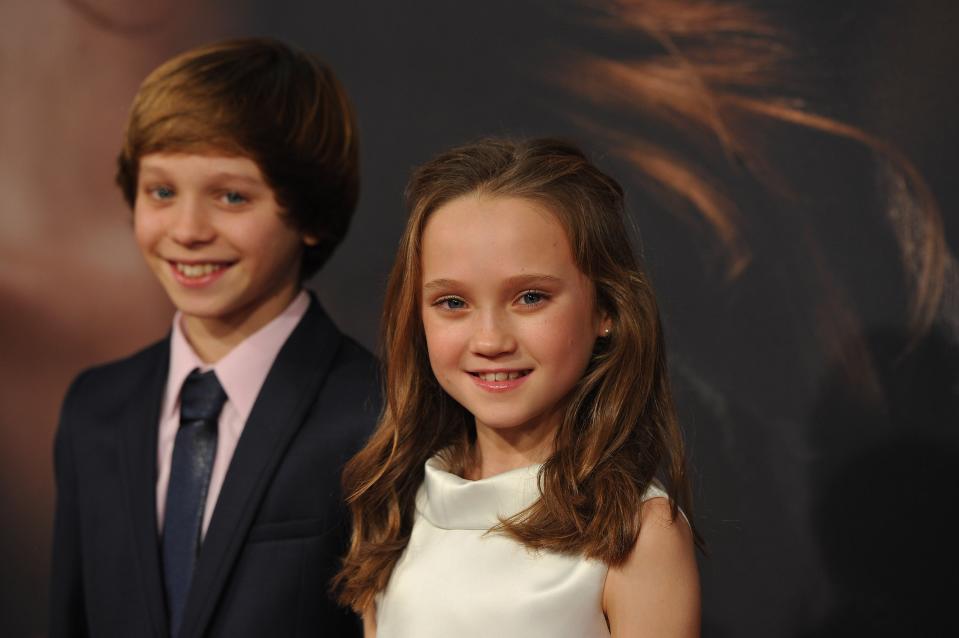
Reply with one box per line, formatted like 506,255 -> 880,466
337,138 -> 700,637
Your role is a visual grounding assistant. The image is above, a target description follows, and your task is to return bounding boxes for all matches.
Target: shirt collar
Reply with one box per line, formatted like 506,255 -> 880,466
161,290 -> 311,422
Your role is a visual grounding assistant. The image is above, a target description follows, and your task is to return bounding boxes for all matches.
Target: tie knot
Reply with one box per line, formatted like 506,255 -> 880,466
179,369 -> 227,424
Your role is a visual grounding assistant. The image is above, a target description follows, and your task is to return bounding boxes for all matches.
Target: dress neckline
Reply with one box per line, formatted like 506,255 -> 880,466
416,456 -> 543,531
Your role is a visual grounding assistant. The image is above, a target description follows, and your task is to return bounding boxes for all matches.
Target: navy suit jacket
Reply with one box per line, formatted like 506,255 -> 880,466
50,297 -> 379,637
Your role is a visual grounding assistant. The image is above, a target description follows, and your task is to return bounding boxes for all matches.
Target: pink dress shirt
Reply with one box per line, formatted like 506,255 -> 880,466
155,291 -> 310,537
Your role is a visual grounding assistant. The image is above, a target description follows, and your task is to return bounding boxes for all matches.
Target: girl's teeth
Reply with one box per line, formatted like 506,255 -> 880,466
176,263 -> 224,278
479,371 -> 525,381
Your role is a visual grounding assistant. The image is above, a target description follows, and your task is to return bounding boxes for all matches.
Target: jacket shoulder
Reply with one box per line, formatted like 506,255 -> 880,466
61,338 -> 169,419
332,334 -> 378,374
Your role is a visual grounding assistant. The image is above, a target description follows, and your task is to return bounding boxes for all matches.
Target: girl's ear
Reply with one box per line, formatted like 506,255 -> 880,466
597,314 -> 613,338
303,232 -> 319,247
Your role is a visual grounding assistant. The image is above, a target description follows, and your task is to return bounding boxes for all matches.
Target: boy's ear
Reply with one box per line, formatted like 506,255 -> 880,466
302,232 -> 320,247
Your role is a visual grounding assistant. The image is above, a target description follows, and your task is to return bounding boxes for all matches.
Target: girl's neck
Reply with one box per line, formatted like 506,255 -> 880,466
466,418 -> 557,480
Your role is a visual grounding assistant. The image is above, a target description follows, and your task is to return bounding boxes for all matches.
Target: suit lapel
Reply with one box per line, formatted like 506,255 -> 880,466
120,339 -> 171,638
178,298 -> 342,637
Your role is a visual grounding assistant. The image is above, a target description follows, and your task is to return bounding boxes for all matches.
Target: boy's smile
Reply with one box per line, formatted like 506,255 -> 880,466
169,260 -> 233,287
134,152 -> 315,359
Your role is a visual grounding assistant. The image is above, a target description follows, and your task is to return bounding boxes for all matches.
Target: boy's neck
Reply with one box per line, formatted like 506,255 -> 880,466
180,285 -> 303,364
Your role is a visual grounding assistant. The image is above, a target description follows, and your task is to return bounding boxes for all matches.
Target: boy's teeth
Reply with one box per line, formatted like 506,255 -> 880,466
176,263 -> 224,278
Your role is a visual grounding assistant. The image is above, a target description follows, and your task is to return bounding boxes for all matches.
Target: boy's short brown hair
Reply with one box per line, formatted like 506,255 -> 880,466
116,37 -> 359,278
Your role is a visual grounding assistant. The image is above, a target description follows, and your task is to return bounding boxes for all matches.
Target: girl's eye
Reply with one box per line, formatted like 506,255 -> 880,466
518,290 -> 548,306
435,296 -> 467,310
222,191 -> 248,205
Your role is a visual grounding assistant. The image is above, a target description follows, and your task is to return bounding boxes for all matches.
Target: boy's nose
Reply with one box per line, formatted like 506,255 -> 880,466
170,199 -> 215,245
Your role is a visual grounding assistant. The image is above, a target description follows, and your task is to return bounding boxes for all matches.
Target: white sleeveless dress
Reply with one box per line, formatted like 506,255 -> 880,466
375,456 -> 669,638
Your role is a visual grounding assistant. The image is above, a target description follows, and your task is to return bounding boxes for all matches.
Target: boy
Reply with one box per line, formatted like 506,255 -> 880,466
50,38 -> 378,637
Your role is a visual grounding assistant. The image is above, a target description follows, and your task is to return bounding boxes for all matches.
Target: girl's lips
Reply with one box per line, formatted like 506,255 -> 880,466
168,260 -> 233,288
468,370 -> 532,393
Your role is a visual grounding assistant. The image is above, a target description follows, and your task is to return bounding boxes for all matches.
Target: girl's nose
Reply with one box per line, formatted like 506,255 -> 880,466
469,311 -> 517,358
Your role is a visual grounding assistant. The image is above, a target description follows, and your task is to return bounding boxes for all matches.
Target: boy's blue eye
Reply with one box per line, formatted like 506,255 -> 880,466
152,186 -> 174,200
223,191 -> 248,205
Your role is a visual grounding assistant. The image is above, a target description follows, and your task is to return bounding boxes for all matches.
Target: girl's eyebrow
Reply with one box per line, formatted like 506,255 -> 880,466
422,273 -> 561,292
422,278 -> 460,292
503,273 -> 561,288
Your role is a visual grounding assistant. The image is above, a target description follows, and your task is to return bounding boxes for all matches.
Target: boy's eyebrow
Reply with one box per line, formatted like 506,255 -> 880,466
422,273 -> 562,291
137,165 -> 263,185
205,172 -> 263,185
137,164 -> 167,176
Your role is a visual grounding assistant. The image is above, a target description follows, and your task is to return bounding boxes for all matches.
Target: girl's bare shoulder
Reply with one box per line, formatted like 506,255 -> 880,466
603,497 -> 701,637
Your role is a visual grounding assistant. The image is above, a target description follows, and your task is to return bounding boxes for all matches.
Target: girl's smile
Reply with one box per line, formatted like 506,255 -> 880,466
420,194 -> 609,447
468,368 -> 533,392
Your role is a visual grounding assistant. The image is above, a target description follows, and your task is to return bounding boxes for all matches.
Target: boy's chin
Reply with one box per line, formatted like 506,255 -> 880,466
170,287 -> 299,334
168,292 -> 244,325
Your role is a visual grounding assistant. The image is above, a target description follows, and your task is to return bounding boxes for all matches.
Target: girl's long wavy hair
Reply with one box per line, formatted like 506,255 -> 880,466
336,137 -> 694,613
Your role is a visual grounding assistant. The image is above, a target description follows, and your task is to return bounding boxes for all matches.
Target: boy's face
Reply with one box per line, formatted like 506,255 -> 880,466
134,152 -> 315,338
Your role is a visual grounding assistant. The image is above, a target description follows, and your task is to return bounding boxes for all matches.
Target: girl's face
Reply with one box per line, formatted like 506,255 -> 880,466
420,193 -> 609,444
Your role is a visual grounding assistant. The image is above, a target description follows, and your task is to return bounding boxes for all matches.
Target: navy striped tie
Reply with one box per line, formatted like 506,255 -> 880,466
162,369 -> 225,637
